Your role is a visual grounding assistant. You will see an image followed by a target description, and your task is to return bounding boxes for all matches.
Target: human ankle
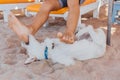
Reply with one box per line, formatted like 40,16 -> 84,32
27,25 -> 34,34
65,29 -> 74,34
19,33 -> 29,44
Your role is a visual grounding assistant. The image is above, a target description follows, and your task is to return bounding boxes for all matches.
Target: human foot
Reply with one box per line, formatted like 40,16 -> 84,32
57,31 -> 75,44
8,12 -> 31,43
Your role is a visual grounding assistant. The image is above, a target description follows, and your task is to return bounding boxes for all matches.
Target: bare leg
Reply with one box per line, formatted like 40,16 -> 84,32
8,12 -> 30,43
58,0 -> 80,44
8,0 -> 61,43
8,0 -> 79,44
28,0 -> 62,34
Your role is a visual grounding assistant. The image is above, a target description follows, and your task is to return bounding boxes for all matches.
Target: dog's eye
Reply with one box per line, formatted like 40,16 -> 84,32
52,43 -> 54,49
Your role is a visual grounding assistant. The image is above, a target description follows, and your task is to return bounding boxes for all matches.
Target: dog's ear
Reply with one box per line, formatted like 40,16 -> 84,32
21,41 -> 28,48
24,57 -> 36,65
21,35 -> 30,48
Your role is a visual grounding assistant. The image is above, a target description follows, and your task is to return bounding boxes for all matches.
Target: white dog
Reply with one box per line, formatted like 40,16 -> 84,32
21,24 -> 106,66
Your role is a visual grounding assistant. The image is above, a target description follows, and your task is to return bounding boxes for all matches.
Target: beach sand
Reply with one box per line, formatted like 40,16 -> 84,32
0,5 -> 120,80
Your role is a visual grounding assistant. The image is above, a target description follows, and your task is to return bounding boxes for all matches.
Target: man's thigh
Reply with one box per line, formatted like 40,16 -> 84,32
43,0 -> 62,10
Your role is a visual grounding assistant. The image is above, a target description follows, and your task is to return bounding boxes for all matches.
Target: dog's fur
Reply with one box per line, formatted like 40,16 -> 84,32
21,24 -> 106,66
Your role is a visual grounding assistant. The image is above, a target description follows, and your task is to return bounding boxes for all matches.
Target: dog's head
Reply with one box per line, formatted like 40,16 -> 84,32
21,35 -> 47,64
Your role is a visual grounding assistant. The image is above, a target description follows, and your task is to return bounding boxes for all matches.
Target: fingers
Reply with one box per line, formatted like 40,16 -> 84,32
57,32 -> 75,44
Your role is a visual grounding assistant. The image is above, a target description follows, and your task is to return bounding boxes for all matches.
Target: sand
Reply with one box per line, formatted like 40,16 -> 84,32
0,5 -> 120,80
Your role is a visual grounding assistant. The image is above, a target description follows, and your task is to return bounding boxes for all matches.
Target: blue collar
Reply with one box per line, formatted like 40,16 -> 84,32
44,46 -> 48,59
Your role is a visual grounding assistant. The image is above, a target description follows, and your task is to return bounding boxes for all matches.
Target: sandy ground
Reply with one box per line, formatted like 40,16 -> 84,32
0,5 -> 120,80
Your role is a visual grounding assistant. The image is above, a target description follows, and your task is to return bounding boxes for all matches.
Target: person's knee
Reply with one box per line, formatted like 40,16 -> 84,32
41,0 -> 61,12
41,0 -> 55,12
67,0 -> 79,9
41,4 -> 52,13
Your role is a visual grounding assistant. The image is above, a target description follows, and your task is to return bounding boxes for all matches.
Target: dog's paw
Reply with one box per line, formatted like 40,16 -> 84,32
24,57 -> 36,65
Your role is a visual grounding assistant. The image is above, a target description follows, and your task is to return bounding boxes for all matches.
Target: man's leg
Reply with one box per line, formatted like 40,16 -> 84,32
28,0 -> 62,34
8,12 -> 31,43
58,0 -> 80,44
8,0 -> 62,43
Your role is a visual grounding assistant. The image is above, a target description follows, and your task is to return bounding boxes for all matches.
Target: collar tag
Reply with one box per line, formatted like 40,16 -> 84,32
44,46 -> 48,59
